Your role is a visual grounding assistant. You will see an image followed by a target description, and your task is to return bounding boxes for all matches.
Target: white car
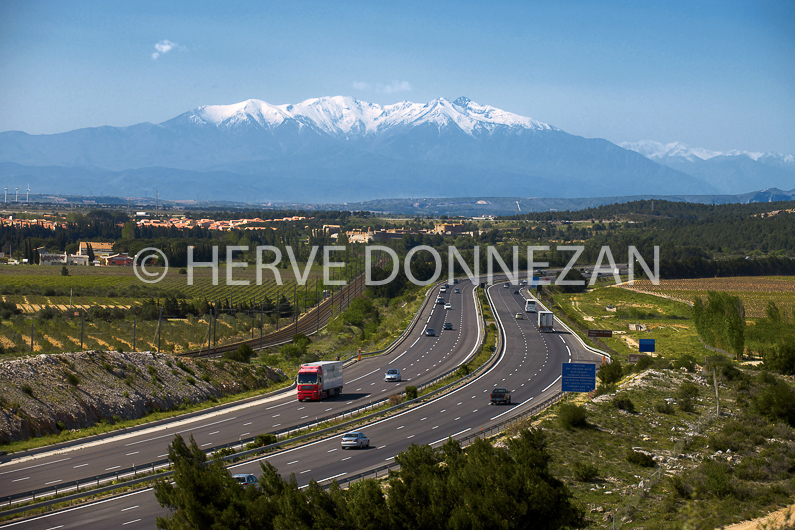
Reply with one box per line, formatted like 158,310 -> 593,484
444,303 -> 452,310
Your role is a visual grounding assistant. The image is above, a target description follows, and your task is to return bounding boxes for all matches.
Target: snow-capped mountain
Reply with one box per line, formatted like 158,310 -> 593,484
0,96 -> 760,202
621,140 -> 795,194
178,96 -> 555,136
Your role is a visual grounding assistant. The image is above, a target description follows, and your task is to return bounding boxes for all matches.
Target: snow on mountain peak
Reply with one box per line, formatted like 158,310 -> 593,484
621,140 -> 794,165
182,96 -> 553,137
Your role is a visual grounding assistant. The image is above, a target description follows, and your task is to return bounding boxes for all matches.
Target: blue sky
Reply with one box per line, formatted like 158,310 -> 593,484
1,0 -> 793,153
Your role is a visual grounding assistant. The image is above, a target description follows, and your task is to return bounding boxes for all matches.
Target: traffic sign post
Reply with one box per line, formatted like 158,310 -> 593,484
561,363 -> 596,393
639,339 -> 656,352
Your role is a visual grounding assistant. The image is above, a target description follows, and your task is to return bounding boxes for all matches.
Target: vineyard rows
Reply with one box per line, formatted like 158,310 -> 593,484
0,311 -> 283,355
621,277 -> 795,318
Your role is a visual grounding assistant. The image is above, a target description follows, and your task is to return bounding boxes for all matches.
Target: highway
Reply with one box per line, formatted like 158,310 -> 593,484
0,281 -> 481,503
2,281 -> 604,529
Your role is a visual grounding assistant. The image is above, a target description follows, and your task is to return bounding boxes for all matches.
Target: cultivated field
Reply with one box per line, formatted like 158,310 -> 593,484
620,277 -> 795,318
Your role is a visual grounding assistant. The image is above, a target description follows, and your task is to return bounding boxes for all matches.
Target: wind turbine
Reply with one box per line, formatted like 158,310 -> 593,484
3,188 -> 6,204
15,187 -> 19,202
26,184 -> 30,203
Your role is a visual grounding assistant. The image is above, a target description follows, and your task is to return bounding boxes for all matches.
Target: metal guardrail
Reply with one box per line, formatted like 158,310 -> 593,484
0,280 -> 477,513
1,283 -> 559,521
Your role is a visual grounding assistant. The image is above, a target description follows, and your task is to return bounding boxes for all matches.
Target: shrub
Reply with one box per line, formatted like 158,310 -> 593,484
186,376 -> 196,385
612,396 -> 636,413
147,365 -> 157,377
388,393 -> 403,406
405,386 -> 418,400
572,461 -> 600,482
598,360 -> 622,387
633,355 -> 655,372
626,449 -> 655,467
66,372 -> 80,386
678,396 -> 695,413
456,364 -> 471,377
253,433 -> 277,447
21,384 -> 33,396
56,421 -> 66,431
672,355 -> 696,372
655,401 -> 675,414
558,403 -> 588,429
752,380 -> 795,426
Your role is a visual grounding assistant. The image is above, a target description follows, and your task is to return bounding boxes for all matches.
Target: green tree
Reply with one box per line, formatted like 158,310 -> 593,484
154,434 -> 248,529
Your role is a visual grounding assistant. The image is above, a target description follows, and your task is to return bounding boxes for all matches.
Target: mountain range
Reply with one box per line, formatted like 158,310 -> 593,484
0,96 -> 792,202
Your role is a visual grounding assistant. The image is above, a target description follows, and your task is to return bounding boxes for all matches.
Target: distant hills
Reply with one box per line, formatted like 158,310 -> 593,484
0,96 -> 792,203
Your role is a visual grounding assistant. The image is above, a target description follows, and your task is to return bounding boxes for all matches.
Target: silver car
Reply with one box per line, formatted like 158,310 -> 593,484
341,432 -> 370,449
384,368 -> 401,382
232,474 -> 260,489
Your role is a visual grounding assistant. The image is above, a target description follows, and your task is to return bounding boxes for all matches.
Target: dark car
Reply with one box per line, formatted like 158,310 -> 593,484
489,387 -> 511,405
425,328 -> 436,336
443,322 -> 453,330
513,290 -> 519,294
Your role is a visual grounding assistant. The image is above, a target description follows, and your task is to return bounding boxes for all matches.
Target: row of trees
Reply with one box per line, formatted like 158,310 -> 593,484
692,292 -> 745,359
154,429 -> 585,529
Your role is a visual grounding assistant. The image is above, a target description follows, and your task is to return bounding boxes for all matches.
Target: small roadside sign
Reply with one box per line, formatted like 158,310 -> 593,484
588,329 -> 613,338
561,363 -> 596,392
639,339 -> 656,352
628,353 -> 648,363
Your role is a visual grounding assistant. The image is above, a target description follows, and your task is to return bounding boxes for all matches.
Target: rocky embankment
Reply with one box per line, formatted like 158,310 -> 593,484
0,350 -> 286,443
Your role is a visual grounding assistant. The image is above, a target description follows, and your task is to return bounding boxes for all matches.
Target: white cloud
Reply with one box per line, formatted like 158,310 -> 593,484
378,81 -> 412,94
151,40 -> 180,60
352,80 -> 412,94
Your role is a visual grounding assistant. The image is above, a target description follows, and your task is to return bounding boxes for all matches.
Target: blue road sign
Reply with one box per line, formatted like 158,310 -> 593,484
561,363 -> 596,392
639,339 -> 656,352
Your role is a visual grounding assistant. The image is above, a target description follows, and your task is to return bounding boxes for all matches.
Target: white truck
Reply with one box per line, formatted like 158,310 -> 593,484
525,299 -> 537,312
538,311 -> 554,332
296,361 -> 344,401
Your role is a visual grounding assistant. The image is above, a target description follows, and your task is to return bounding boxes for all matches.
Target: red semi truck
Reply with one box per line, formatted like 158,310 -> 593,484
296,361 -> 344,401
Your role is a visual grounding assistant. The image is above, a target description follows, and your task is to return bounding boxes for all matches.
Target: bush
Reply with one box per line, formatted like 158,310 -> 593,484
21,384 -> 33,396
633,355 -> 654,372
612,396 -> 636,413
598,360 -> 623,387
405,386 -> 418,400
626,450 -> 655,467
186,376 -> 196,385
672,354 -> 696,372
558,403 -> 588,429
572,461 -> 600,482
253,433 -> 277,447
66,372 -> 80,386
752,380 -> 795,426
655,401 -> 675,414
388,393 -> 403,406
56,421 -> 66,431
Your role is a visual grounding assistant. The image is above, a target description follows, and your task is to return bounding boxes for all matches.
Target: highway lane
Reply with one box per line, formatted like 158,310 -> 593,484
4,281 -> 604,529
0,281 -> 481,502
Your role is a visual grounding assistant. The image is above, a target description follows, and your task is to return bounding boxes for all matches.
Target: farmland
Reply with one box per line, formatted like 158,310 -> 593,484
620,277 -> 795,318
0,263 -> 335,355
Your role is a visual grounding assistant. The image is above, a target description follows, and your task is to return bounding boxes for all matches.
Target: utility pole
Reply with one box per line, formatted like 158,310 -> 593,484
156,307 -> 162,352
133,314 -> 137,352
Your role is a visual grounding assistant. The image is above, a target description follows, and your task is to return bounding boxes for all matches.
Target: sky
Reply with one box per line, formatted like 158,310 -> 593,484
1,0 -> 793,154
